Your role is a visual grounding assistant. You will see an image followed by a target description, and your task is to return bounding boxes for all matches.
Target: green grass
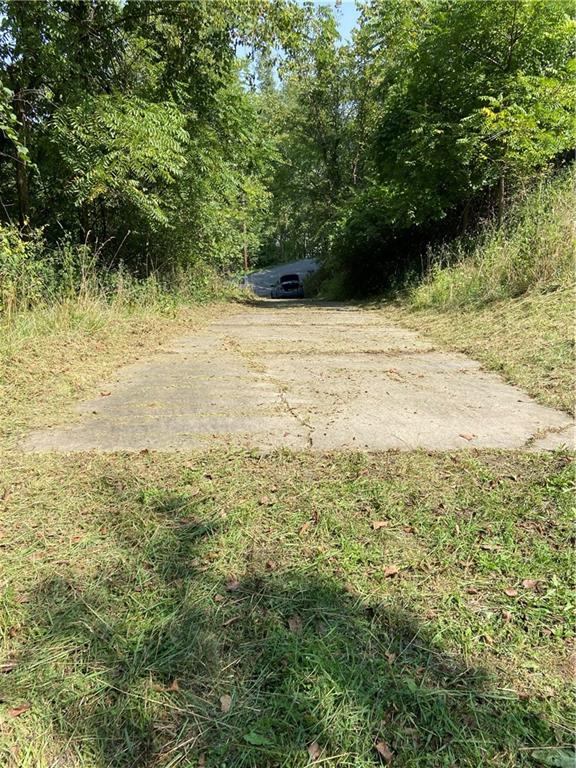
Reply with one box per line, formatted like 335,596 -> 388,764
410,169 -> 575,310
0,449 -> 573,767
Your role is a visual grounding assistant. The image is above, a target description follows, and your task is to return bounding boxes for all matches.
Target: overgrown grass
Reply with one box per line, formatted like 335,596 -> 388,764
0,195 -> 574,767
410,168 -> 575,310
0,449 -> 573,767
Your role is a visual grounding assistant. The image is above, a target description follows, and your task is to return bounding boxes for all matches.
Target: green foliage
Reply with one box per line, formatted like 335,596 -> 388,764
0,224 -> 47,313
53,95 -> 189,226
410,168 -> 576,309
259,0 -> 575,294
366,0 -> 576,224
0,0 -> 296,286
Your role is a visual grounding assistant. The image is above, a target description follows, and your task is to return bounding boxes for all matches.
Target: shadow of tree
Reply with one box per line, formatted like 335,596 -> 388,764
14,487 -> 557,768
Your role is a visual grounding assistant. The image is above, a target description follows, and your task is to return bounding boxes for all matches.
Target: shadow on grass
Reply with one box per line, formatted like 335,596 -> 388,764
15,488 -> 555,768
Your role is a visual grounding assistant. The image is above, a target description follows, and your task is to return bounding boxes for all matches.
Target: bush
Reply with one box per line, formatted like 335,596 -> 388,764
0,226 -> 239,319
410,166 -> 575,309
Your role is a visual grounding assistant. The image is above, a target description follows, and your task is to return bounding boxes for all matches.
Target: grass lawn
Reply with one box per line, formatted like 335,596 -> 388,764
0,299 -> 574,767
0,449 -> 573,767
389,286 -> 574,415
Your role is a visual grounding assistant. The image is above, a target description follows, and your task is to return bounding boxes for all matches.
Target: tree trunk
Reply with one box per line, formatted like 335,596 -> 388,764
242,220 -> 249,271
497,175 -> 505,228
462,200 -> 470,234
12,90 -> 30,231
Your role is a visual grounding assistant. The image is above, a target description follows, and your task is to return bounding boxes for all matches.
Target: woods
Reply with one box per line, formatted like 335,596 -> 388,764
0,0 -> 573,310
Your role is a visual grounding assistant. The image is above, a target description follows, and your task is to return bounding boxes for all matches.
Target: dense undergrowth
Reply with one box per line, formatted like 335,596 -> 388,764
409,168 -> 575,310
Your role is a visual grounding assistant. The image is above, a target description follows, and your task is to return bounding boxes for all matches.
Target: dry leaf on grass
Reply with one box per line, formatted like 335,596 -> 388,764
522,579 -> 539,589
220,694 -> 232,713
299,521 -> 310,536
375,739 -> 393,763
504,588 -> 518,597
307,741 -> 321,761
372,520 -> 389,530
383,566 -> 400,578
7,704 -> 30,718
213,594 -> 225,603
288,615 -> 303,633
226,579 -> 240,592
167,679 -> 180,692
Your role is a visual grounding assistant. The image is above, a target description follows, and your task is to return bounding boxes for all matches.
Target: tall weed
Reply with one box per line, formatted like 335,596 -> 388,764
410,168 -> 575,309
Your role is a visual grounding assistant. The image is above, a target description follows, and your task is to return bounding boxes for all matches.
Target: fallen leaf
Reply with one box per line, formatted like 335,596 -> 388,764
466,587 -> 479,595
265,560 -> 277,571
259,496 -> 274,506
220,694 -> 232,713
459,433 -> 476,441
385,652 -> 397,664
522,579 -> 539,590
299,521 -> 310,536
372,520 -> 389,530
383,566 -> 400,578
198,755 -> 206,768
167,679 -> 180,692
213,594 -> 225,603
100,391 -> 111,397
7,704 -> 30,718
504,588 -> 518,597
226,579 -> 240,592
375,739 -> 394,764
402,525 -> 415,534
307,741 -> 321,761
502,610 -> 513,623
288,615 -> 303,633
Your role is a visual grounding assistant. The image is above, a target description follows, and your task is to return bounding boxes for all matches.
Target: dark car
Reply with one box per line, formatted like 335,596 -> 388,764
271,273 -> 304,299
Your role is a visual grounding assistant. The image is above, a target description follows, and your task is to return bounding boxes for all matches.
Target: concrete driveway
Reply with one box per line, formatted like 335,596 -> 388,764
24,301 -> 574,453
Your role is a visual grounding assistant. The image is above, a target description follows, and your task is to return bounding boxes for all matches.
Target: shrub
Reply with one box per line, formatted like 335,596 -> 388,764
410,166 -> 575,309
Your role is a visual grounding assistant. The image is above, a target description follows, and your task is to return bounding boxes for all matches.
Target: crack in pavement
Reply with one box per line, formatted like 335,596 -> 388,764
277,388 -> 314,448
22,303 -> 575,453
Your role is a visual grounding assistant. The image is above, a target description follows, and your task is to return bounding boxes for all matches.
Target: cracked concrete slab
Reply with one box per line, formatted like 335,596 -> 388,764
23,302 -> 574,453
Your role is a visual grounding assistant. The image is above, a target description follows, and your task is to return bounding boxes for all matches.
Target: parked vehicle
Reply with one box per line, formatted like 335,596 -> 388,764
271,273 -> 304,299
